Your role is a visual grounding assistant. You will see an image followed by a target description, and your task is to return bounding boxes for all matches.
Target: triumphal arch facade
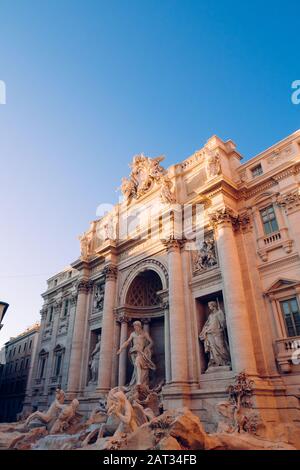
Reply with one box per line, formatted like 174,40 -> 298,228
25,130 -> 300,431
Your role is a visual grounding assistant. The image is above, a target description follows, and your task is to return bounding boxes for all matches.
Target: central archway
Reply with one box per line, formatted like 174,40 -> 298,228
120,268 -> 166,387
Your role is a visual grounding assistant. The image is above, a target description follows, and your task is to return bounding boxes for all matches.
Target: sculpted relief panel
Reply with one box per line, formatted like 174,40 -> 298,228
93,282 -> 105,312
192,234 -> 218,275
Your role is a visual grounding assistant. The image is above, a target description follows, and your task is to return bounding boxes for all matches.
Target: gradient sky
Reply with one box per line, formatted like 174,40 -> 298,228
0,0 -> 300,347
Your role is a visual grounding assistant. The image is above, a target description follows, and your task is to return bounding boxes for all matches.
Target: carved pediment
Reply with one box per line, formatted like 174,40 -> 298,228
265,278 -> 300,294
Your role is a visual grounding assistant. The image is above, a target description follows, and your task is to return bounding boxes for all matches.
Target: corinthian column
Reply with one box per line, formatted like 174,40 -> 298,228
164,238 -> 189,384
67,280 -> 89,396
97,264 -> 118,392
209,208 -> 257,374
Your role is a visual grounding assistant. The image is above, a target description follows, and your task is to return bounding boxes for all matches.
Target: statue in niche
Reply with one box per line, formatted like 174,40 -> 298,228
117,320 -> 156,387
199,300 -> 231,369
93,284 -> 104,311
193,237 -> 217,272
89,335 -> 101,383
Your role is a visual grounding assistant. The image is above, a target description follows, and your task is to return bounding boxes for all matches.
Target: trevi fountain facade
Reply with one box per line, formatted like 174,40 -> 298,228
2,130 -> 300,450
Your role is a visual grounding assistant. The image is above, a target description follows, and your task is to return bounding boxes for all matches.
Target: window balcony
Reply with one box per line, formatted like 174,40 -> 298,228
50,375 -> 62,384
275,336 -> 300,373
35,377 -> 45,385
257,228 -> 293,262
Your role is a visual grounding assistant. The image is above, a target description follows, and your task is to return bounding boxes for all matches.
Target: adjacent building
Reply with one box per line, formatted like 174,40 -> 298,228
25,129 -> 300,431
0,324 -> 39,422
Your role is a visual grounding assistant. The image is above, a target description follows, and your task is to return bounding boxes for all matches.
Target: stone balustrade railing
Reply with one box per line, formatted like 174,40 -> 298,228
275,336 -> 300,373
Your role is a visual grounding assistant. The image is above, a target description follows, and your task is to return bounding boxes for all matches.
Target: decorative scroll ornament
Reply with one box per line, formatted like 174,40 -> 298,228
120,154 -> 176,203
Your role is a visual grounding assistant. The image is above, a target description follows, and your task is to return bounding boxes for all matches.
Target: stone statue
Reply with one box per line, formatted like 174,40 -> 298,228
121,177 -> 136,200
25,388 -> 65,428
106,388 -> 139,438
199,301 -> 231,369
49,398 -> 80,434
205,150 -> 221,179
89,336 -> 101,383
160,176 -> 175,204
120,154 -> 175,203
117,320 -> 156,387
79,231 -> 93,259
148,155 -> 166,179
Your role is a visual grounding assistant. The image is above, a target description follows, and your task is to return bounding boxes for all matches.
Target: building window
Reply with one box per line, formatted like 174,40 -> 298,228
53,345 -> 64,378
29,340 -> 32,350
25,358 -> 29,369
260,205 -> 279,235
280,298 -> 300,337
23,342 -> 27,352
251,163 -> 263,178
38,351 -> 48,379
18,345 -> 21,354
63,299 -> 69,317
48,306 -> 54,323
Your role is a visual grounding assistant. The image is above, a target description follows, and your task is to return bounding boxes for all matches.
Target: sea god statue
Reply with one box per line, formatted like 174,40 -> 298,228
117,320 -> 156,387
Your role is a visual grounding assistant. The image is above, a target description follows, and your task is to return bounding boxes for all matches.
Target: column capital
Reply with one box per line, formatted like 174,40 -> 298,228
103,264 -> 118,280
53,299 -> 63,312
163,236 -> 186,253
209,207 -> 238,229
116,313 -> 129,324
76,279 -> 90,293
70,293 -> 78,306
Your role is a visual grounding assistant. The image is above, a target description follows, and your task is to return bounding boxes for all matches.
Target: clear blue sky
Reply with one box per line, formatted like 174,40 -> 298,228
0,0 -> 299,347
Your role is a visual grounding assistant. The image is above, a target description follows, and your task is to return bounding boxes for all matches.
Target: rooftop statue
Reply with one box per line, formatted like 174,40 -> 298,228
120,154 -> 175,203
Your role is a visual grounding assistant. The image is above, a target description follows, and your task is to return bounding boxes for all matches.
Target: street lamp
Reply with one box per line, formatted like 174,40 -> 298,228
0,301 -> 9,331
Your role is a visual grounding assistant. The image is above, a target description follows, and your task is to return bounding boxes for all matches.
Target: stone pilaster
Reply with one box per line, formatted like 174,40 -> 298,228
209,207 -> 257,375
162,300 -> 171,384
67,279 -> 89,396
164,238 -> 189,384
118,315 -> 129,386
97,264 -> 118,392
